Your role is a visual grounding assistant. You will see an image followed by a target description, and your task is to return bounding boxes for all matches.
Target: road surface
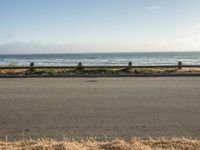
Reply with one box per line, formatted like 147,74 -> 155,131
0,77 -> 200,140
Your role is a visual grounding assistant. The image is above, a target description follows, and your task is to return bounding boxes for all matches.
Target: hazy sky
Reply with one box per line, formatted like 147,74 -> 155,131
1,0 -> 200,54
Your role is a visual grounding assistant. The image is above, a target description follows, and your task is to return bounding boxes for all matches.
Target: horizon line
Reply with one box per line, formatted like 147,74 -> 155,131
1,50 -> 200,55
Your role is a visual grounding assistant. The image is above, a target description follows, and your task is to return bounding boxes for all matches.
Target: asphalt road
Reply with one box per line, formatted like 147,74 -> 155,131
0,77 -> 200,140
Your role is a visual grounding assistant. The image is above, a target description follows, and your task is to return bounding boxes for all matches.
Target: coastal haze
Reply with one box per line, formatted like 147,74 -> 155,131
1,0 -> 200,53
0,77 -> 200,140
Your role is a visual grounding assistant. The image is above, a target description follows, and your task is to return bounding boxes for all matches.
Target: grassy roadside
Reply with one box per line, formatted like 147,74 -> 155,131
1,67 -> 200,76
0,138 -> 200,150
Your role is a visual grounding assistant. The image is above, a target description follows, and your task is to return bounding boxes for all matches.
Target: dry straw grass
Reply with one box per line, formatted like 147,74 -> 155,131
0,138 -> 200,150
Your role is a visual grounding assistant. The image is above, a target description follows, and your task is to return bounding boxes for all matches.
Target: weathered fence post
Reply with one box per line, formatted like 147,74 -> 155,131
77,62 -> 84,71
128,61 -> 132,69
78,62 -> 82,67
178,61 -> 182,69
30,62 -> 34,73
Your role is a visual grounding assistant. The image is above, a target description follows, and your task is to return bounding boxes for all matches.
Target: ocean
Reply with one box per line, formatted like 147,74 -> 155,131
0,52 -> 200,66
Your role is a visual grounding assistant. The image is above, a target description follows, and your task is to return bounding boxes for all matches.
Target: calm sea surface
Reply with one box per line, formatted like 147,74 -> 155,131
0,52 -> 200,66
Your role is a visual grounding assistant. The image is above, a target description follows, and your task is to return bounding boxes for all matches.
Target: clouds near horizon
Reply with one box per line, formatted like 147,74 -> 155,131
0,0 -> 200,54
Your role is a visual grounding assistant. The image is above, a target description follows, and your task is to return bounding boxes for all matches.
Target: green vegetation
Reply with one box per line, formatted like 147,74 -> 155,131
0,66 -> 199,76
133,68 -> 178,74
31,69 -> 57,75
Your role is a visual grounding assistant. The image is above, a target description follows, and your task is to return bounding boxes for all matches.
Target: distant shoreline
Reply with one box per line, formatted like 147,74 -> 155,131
1,51 -> 200,56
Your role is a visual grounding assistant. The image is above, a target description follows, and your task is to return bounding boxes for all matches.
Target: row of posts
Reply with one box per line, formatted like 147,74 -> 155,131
29,61 -> 183,71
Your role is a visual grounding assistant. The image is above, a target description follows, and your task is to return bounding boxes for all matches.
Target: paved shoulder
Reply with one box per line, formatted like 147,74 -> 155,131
0,77 -> 200,140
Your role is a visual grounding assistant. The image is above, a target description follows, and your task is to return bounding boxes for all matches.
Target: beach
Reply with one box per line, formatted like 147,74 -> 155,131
0,77 -> 200,140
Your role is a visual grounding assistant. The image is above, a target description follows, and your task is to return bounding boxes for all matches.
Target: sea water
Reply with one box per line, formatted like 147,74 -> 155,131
0,52 -> 200,66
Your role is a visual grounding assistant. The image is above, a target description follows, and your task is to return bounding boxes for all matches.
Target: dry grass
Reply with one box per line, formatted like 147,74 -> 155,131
0,138 -> 200,150
0,69 -> 27,75
178,67 -> 200,73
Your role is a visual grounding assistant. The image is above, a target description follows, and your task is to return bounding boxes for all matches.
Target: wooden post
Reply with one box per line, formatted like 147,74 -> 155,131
30,62 -> 34,73
128,61 -> 132,69
178,61 -> 182,69
77,62 -> 83,71
78,62 -> 82,67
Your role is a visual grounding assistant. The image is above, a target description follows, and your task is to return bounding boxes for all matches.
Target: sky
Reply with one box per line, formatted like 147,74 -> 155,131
1,0 -> 200,54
